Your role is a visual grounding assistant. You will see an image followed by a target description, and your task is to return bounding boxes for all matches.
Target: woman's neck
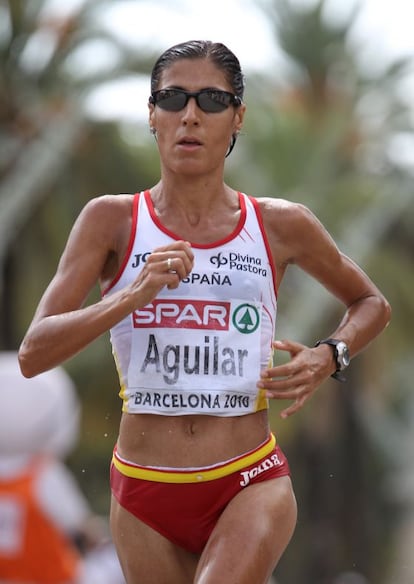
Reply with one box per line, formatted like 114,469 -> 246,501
149,181 -> 241,243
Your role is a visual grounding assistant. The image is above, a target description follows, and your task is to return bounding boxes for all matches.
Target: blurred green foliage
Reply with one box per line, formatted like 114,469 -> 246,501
1,1 -> 414,582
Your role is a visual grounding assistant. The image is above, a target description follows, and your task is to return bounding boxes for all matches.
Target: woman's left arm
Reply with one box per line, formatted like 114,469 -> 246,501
257,199 -> 391,418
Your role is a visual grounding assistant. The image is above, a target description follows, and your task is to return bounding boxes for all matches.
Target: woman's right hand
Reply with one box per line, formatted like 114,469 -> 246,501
129,240 -> 194,306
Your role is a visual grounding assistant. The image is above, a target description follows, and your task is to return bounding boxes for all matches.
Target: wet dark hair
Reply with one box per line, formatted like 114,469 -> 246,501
150,40 -> 245,99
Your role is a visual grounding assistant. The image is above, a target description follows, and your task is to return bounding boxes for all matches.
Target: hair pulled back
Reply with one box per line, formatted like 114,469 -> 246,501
150,40 -> 245,98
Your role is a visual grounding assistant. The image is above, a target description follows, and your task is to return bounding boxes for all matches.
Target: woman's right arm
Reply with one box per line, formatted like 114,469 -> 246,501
19,196 -> 194,377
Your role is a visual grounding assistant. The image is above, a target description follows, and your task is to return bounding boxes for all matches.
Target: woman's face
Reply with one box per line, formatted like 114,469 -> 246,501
148,58 -> 245,176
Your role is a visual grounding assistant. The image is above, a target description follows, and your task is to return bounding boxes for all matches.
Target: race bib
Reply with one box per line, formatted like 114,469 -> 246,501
126,298 -> 264,415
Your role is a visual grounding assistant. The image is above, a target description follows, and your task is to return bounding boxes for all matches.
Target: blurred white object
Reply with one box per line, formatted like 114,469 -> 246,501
0,351 -> 125,584
0,351 -> 80,457
79,541 -> 126,584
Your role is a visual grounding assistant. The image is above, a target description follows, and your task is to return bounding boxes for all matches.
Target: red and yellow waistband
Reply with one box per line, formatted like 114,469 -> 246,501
112,433 -> 276,484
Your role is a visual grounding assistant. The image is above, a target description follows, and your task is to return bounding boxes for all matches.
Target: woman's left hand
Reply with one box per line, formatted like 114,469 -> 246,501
257,339 -> 335,418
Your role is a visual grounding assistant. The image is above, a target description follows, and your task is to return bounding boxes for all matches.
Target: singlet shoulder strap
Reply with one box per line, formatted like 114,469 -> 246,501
101,192 -> 140,295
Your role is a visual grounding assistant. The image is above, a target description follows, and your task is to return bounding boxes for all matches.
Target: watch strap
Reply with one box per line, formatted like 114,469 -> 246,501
314,338 -> 347,383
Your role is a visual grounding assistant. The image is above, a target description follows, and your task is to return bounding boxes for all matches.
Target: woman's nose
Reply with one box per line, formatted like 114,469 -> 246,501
181,96 -> 200,123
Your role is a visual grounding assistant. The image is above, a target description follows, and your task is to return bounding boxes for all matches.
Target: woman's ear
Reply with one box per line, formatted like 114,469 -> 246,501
234,103 -> 246,134
148,102 -> 156,127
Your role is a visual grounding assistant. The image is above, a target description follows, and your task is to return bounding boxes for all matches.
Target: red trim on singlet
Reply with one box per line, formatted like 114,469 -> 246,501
101,193 -> 140,296
249,195 -> 278,299
143,189 -> 247,249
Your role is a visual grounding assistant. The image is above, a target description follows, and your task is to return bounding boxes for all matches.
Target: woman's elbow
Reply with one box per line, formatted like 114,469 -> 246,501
379,293 -> 392,330
18,341 -> 39,378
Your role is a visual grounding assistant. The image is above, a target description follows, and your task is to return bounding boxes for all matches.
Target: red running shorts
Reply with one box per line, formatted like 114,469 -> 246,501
110,433 -> 290,554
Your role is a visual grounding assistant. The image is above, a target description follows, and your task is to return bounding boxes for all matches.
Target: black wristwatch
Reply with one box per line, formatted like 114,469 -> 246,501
315,338 -> 350,382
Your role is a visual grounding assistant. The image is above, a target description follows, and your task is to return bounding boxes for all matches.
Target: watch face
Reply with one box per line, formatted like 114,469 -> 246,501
336,341 -> 350,369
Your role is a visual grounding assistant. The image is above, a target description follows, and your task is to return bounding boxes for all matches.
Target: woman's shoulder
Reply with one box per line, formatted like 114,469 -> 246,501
251,195 -> 331,266
253,194 -> 306,211
65,194 -> 138,257
82,193 -> 135,217
253,195 -> 315,230
76,194 -> 136,234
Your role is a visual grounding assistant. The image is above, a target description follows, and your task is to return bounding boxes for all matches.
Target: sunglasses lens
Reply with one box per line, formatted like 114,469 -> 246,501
154,90 -> 187,111
151,89 -> 239,113
198,91 -> 231,112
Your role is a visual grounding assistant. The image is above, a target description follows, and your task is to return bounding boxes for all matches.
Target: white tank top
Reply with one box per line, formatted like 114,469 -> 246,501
103,191 -> 277,417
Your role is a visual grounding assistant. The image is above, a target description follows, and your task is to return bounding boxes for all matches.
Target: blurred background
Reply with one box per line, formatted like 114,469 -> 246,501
0,0 -> 413,582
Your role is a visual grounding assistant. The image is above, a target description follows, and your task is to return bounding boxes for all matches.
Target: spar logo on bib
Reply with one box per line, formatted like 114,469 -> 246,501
133,299 -> 230,330
132,299 -> 260,333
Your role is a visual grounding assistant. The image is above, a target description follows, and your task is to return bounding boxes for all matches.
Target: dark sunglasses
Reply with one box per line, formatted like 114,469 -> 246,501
149,88 -> 242,113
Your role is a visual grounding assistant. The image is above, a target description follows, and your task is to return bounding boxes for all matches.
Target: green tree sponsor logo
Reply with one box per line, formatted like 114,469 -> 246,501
232,304 -> 260,334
